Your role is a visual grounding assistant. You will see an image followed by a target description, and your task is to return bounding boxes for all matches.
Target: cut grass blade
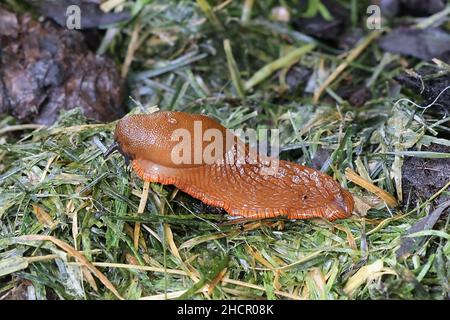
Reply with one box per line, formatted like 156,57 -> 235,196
345,168 -> 398,208
313,30 -> 383,103
15,235 -> 124,300
244,43 -> 316,91
224,39 -> 245,99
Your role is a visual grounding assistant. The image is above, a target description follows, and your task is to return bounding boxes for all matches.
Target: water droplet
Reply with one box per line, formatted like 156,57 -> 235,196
168,117 -> 177,124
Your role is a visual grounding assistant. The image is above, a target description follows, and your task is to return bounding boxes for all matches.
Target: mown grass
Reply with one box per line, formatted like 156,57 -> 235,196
0,0 -> 449,300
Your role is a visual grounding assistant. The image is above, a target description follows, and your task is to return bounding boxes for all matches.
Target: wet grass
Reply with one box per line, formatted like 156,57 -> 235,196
0,0 -> 449,300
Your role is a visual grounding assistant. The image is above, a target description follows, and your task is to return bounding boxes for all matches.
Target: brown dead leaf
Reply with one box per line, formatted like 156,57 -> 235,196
32,204 -> 56,228
345,168 -> 398,207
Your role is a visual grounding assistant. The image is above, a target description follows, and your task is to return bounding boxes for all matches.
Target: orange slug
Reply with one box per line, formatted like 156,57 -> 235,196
106,111 -> 354,221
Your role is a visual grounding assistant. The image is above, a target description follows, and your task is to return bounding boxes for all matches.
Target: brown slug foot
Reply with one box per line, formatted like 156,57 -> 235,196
131,158 -> 354,221
132,159 -> 228,209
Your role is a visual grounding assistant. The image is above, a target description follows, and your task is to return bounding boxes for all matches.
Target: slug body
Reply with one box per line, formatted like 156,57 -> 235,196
113,112 -> 354,221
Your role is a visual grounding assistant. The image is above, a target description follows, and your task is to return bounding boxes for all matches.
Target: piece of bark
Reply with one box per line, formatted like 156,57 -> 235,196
0,8 -> 125,125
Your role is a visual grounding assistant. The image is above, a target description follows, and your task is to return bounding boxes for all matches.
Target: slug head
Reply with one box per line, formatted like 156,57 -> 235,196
113,112 -> 232,168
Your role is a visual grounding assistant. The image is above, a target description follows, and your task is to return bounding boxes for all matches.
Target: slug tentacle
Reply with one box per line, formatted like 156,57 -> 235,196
104,142 -> 119,159
114,112 -> 354,221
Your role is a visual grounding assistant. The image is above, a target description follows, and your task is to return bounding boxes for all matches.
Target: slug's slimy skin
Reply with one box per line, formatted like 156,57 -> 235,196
112,111 -> 354,221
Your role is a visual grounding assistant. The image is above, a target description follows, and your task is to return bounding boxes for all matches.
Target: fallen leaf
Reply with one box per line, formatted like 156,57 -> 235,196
345,168 -> 398,207
379,27 -> 450,61
396,200 -> 450,260
32,204 -> 55,228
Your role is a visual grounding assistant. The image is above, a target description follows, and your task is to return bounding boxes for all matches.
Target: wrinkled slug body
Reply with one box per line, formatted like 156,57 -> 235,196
114,112 -> 354,221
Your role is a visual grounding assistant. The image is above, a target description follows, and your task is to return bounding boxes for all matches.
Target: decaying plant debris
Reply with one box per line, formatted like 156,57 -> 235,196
0,0 -> 449,300
0,7 -> 125,125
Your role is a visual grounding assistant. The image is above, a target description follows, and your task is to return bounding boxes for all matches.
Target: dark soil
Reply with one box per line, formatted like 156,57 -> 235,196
402,144 -> 450,206
395,71 -> 450,114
